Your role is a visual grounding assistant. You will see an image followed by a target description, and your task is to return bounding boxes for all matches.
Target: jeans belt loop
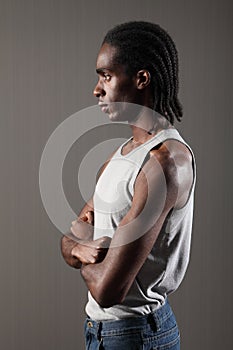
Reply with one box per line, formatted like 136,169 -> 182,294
97,321 -> 103,341
147,312 -> 158,332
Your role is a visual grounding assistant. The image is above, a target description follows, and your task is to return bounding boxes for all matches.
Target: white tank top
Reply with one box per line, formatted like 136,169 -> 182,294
85,128 -> 196,320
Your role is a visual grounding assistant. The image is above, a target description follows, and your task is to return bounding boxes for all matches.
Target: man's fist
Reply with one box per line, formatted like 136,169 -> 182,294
71,235 -> 111,265
70,211 -> 111,264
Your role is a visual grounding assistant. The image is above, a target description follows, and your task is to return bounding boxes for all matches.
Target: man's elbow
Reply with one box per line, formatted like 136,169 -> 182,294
81,266 -> 127,307
91,283 -> 126,308
94,293 -> 125,309
60,236 -> 81,269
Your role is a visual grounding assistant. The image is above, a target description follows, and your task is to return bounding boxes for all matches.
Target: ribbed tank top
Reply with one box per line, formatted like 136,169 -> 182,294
85,128 -> 196,320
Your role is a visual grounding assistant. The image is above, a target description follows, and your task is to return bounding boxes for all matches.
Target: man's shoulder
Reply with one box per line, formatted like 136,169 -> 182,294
149,138 -> 193,171
147,138 -> 194,208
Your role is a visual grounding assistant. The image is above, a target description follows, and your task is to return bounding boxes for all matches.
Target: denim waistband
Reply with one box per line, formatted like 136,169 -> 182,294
85,298 -> 172,337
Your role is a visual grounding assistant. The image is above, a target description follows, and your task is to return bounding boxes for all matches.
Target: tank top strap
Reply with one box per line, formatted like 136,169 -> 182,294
143,128 -> 185,151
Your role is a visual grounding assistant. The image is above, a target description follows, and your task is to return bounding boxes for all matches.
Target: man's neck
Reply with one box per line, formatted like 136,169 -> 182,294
129,110 -> 172,143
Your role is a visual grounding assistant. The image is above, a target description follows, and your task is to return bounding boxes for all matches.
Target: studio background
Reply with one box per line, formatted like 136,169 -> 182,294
0,0 -> 232,349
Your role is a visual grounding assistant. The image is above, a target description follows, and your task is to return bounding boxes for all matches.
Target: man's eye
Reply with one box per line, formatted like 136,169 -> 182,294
103,74 -> 111,81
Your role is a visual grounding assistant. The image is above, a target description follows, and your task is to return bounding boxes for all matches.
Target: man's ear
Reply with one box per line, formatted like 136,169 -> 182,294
136,70 -> 151,89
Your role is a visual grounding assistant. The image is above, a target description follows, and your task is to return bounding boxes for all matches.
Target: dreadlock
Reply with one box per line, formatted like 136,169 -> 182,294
102,21 -> 183,124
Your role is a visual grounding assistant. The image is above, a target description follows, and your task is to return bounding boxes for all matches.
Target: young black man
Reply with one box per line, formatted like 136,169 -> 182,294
61,21 -> 196,350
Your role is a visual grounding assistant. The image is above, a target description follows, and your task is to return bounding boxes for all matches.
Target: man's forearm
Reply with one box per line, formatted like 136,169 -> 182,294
61,235 -> 82,269
60,196 -> 95,268
61,222 -> 110,269
60,221 -> 94,269
80,260 -> 107,303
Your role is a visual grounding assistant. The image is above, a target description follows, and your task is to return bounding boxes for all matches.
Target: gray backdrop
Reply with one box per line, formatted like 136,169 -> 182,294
1,0 -> 232,349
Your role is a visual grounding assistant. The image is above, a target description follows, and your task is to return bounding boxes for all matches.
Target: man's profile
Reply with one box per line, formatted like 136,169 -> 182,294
61,21 -> 196,350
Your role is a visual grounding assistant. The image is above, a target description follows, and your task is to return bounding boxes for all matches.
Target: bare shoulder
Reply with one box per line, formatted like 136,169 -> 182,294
145,139 -> 194,209
150,137 -> 191,161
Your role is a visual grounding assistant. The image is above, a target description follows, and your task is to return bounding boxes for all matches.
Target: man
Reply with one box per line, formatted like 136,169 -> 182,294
61,21 -> 196,349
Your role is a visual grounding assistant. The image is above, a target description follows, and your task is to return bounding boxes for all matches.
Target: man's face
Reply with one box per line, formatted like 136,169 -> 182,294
94,43 -> 142,121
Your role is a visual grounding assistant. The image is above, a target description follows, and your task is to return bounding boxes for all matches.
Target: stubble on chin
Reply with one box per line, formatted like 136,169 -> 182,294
107,104 -> 129,122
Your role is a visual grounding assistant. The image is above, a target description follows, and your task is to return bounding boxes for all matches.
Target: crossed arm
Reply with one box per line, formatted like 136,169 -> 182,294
61,150 -> 116,268
61,143 -> 193,308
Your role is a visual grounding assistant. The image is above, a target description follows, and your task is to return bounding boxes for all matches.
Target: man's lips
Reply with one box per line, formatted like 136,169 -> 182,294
98,102 -> 109,113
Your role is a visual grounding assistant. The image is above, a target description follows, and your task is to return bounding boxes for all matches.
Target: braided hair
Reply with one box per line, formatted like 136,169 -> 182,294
102,21 -> 183,124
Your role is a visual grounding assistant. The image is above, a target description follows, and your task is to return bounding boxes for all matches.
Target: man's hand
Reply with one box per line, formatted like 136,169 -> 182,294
71,210 -> 111,265
71,236 -> 111,265
61,210 -> 111,268
70,211 -> 94,239
61,210 -> 94,269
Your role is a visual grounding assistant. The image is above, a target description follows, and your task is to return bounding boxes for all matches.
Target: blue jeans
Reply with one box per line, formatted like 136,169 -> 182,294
84,299 -> 180,349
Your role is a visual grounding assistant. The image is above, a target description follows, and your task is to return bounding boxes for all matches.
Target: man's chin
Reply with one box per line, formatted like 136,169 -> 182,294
108,112 -> 118,121
107,109 -> 127,122
105,103 -> 136,122
108,113 -> 125,122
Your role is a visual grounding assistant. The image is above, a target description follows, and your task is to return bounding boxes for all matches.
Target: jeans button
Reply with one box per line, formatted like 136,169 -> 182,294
87,321 -> 93,328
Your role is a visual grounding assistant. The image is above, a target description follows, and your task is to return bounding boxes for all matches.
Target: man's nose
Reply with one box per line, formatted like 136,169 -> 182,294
93,81 -> 106,98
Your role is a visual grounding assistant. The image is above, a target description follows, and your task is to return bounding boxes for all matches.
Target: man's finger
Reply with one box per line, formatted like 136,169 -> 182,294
85,211 -> 94,224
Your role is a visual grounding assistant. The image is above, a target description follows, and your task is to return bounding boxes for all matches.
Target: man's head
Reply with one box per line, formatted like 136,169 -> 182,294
94,21 -> 183,125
